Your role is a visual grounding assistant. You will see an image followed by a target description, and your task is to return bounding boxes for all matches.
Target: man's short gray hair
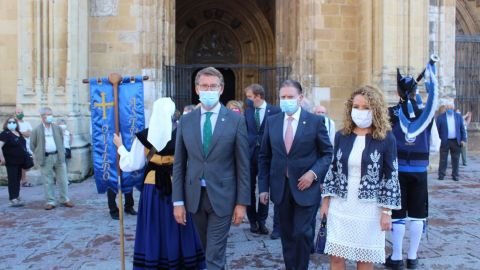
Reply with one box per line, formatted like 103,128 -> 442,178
39,107 -> 52,116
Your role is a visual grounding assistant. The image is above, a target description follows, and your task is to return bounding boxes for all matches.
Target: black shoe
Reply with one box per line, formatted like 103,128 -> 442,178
385,255 -> 404,270
452,176 -> 459,181
125,208 -> 137,215
270,230 -> 280,240
258,223 -> 269,235
250,222 -> 259,233
110,212 -> 119,220
406,258 -> 418,269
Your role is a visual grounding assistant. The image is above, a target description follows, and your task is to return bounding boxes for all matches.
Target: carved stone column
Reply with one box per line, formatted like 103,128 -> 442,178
17,0 -> 90,183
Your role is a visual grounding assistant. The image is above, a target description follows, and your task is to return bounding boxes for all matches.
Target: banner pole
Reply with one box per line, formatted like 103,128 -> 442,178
108,73 -> 125,270
83,75 -> 149,270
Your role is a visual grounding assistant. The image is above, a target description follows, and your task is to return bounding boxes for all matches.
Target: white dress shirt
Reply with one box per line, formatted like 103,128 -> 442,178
43,124 -> 57,153
446,113 -> 457,139
256,100 -> 267,125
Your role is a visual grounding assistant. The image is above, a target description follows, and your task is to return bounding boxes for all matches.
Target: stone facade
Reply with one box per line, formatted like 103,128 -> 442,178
0,0 -> 470,181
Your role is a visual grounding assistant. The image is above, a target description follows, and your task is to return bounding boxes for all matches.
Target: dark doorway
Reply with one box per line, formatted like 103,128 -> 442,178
191,68 -> 236,105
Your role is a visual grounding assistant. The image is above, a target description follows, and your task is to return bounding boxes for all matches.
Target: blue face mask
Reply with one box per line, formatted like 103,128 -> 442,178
446,109 -> 454,114
199,91 -> 220,108
7,122 -> 17,131
46,115 -> 54,124
245,98 -> 254,108
279,99 -> 299,115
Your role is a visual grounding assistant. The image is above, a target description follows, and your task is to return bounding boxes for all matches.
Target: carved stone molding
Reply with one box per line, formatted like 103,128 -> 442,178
89,0 -> 118,17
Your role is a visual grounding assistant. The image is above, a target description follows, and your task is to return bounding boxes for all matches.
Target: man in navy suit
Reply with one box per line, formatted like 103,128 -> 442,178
244,84 -> 281,237
436,99 -> 467,181
258,80 -> 332,270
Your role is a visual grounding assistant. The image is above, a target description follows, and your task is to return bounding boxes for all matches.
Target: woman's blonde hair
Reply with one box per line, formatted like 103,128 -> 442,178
226,100 -> 244,114
342,85 -> 391,140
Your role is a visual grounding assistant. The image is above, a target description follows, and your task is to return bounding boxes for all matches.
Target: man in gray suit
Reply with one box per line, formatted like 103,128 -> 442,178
173,67 -> 250,270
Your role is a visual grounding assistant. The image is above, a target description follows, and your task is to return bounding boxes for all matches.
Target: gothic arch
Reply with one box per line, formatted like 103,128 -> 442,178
175,0 -> 275,66
456,0 -> 480,35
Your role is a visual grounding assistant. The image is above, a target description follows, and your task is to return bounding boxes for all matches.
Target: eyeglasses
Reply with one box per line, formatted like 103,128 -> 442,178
197,84 -> 221,90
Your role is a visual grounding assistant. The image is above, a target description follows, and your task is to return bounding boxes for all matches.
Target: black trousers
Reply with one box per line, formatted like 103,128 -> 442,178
278,179 -> 317,270
107,188 -> 134,214
439,139 -> 462,178
246,147 -> 269,226
6,165 -> 22,200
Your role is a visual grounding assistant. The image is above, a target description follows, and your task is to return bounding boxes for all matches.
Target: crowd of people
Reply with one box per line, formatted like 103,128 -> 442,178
0,66 -> 472,270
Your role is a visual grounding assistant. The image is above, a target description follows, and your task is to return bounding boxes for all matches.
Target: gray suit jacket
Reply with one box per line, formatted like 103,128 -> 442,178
30,123 -> 66,166
172,106 -> 250,217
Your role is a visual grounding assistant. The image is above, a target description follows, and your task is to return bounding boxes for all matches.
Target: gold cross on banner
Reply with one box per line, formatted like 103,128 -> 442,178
94,92 -> 114,119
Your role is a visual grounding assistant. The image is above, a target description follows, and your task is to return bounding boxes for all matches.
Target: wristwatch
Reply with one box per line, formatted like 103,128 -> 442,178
382,210 -> 392,216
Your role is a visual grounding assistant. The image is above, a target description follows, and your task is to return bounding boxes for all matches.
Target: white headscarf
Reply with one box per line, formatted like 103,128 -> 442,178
147,98 -> 175,151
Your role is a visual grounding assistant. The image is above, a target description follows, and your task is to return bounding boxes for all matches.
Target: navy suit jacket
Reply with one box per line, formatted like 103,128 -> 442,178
436,112 -> 467,146
258,109 -> 333,206
244,103 -> 281,158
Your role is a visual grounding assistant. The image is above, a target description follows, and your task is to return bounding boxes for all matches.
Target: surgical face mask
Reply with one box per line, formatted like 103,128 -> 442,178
16,113 -> 24,120
279,99 -> 299,115
351,108 -> 373,128
45,115 -> 54,124
446,109 -> 454,114
199,90 -> 220,108
7,122 -> 17,131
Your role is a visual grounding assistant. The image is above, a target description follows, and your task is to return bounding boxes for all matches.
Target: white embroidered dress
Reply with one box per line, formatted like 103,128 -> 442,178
324,135 -> 385,263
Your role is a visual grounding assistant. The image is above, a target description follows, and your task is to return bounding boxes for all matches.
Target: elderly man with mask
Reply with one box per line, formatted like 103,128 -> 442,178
30,107 -> 73,210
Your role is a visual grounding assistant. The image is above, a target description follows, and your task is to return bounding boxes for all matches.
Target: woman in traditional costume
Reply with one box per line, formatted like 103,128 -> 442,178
113,98 -> 206,270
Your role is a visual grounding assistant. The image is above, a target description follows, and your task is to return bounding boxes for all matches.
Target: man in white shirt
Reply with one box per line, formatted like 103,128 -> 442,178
314,105 -> 336,146
30,107 -> 73,210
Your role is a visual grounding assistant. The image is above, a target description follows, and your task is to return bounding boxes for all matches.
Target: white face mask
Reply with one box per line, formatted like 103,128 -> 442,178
351,108 -> 373,128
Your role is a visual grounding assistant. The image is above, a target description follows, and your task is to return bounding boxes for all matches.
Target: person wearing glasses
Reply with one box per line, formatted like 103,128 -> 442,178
172,67 -> 250,270
30,107 -> 74,210
0,116 -> 28,207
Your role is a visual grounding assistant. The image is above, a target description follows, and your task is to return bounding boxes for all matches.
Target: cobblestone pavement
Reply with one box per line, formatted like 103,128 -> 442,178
0,154 -> 479,270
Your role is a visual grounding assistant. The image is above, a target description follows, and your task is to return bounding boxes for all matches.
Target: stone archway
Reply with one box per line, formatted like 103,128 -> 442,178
175,0 -> 276,101
456,0 -> 480,35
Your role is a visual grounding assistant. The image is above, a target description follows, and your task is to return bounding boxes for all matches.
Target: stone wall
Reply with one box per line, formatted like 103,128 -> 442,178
0,0 -> 17,115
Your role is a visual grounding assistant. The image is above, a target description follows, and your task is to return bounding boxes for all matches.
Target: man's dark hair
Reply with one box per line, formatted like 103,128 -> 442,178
279,79 -> 303,94
195,67 -> 224,86
245,84 -> 265,99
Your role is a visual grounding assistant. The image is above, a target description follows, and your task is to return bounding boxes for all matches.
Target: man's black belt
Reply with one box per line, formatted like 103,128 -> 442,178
45,151 -> 58,156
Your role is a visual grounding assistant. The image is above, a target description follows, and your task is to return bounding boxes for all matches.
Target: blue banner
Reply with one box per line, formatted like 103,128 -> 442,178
89,76 -> 145,194
90,78 -> 118,194
117,76 -> 145,193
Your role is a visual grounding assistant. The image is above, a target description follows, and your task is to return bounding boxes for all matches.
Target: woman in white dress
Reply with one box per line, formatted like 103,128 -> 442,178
320,85 -> 401,270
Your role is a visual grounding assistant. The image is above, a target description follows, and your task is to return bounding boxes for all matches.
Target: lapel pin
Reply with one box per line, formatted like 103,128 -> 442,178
303,121 -> 306,125
221,118 -> 225,122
